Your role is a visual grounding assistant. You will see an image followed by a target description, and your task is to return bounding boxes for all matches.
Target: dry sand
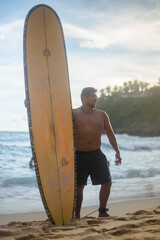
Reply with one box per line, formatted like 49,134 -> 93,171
0,197 -> 160,240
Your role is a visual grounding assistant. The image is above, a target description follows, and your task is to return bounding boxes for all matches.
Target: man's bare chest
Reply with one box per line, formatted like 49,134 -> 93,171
75,113 -> 104,130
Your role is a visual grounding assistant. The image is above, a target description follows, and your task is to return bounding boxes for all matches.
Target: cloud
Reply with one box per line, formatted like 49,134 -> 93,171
0,19 -> 24,50
0,19 -> 24,94
68,52 -> 160,107
64,23 -> 115,49
12,114 -> 27,122
0,19 -> 23,35
63,6 -> 160,51
112,11 -> 160,51
0,33 -> 5,40
0,0 -> 160,131
0,62 -> 24,100
0,113 -> 28,132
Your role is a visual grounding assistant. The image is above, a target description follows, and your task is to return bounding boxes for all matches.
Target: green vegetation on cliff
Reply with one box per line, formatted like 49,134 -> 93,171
97,80 -> 160,136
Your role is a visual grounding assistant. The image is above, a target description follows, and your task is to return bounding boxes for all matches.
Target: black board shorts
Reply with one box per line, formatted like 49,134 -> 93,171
76,149 -> 111,186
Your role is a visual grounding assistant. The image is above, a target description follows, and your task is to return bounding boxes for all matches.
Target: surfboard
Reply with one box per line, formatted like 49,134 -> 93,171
23,4 -> 76,225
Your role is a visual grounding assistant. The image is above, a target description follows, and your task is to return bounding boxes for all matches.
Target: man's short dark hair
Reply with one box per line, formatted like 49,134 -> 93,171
81,87 -> 97,100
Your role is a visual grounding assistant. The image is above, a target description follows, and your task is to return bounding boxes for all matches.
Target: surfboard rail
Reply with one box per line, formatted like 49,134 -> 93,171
23,4 -> 76,225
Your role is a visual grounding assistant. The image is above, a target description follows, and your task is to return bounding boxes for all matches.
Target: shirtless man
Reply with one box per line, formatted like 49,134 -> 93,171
73,87 -> 122,219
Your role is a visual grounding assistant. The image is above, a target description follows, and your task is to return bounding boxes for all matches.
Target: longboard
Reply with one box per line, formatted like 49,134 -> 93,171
23,4 -> 75,225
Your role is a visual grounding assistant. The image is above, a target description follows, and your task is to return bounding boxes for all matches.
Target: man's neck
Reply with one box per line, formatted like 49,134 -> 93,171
81,105 -> 95,114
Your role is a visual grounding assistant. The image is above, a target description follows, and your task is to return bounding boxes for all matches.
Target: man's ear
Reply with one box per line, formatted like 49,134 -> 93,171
81,95 -> 87,103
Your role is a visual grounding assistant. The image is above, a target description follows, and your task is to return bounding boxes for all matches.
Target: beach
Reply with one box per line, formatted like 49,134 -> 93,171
0,197 -> 160,240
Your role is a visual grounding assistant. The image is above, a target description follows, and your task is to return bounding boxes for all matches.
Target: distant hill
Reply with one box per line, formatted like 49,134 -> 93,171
97,81 -> 160,136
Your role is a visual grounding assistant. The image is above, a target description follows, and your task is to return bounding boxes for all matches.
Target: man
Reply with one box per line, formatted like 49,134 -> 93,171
73,87 -> 121,219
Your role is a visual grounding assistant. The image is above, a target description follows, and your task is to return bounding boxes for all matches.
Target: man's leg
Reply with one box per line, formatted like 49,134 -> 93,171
99,182 -> 112,217
75,184 -> 85,219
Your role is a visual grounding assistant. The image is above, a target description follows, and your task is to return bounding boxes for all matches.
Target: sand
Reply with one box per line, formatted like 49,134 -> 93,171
0,197 -> 160,240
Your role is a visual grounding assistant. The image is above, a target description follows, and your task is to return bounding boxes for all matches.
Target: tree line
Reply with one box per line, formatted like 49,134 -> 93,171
97,79 -> 160,136
99,79 -> 160,97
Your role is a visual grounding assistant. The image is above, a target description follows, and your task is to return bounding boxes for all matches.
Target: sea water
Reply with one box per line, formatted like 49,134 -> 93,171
0,131 -> 160,214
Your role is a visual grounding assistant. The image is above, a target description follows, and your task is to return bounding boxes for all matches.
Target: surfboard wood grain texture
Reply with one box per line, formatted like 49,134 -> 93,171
23,4 -> 75,225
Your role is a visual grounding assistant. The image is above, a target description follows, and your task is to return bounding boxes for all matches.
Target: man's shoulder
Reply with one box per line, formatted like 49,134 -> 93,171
95,108 -> 108,115
73,107 -> 81,112
73,107 -> 81,115
95,108 -> 109,120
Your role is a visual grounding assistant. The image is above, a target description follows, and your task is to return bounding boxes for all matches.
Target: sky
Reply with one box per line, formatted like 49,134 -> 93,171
0,0 -> 160,131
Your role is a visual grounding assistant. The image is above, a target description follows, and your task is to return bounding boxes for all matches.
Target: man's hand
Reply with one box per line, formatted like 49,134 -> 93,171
24,99 -> 29,108
115,152 -> 122,166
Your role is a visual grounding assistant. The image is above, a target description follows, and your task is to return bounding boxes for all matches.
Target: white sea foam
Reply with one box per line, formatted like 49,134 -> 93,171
0,131 -> 160,213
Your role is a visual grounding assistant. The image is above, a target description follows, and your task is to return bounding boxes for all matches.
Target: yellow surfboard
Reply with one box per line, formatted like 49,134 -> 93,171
23,4 -> 75,225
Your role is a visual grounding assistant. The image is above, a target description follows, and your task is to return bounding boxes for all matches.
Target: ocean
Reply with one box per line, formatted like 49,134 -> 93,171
0,131 -> 160,214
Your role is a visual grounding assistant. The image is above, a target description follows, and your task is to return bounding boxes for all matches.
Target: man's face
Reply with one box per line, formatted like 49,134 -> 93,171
86,92 -> 98,108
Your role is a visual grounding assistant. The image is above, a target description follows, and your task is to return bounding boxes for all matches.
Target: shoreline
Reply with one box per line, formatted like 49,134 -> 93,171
101,130 -> 160,137
1,130 -> 160,137
115,130 -> 160,137
0,197 -> 159,240
0,197 -> 159,225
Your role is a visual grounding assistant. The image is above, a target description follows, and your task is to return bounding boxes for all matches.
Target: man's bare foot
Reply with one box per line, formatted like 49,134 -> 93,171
98,212 -> 110,218
98,208 -> 110,218
74,215 -> 80,221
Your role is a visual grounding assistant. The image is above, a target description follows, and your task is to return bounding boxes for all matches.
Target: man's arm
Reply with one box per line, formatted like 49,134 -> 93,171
103,111 -> 122,165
